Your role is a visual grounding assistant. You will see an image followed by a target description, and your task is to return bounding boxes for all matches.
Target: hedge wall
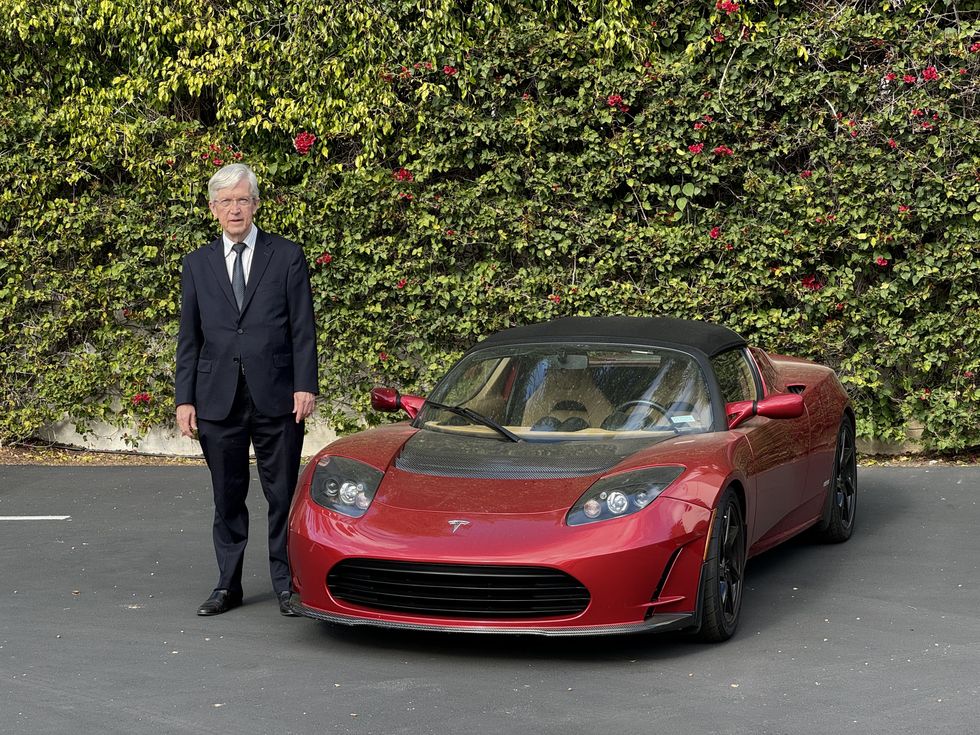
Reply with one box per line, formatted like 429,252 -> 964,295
1,0 -> 979,449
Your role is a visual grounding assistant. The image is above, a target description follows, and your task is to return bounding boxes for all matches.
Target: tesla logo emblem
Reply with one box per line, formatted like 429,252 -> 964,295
448,520 -> 470,534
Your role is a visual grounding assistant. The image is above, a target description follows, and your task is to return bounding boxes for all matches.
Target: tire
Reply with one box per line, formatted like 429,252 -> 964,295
813,419 -> 858,544
697,487 -> 746,642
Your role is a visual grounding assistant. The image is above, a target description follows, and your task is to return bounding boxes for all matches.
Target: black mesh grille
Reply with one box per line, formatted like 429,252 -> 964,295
327,559 -> 590,619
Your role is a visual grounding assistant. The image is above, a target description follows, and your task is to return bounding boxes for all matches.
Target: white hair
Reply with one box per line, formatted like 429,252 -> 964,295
208,163 -> 259,201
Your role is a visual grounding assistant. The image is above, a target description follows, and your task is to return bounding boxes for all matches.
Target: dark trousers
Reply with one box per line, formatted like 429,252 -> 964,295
197,372 -> 304,597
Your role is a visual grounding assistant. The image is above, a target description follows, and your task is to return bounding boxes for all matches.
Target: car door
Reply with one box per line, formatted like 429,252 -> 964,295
713,347 -> 810,547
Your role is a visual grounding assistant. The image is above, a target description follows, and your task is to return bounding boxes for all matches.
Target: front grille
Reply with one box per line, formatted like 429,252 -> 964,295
327,559 -> 590,619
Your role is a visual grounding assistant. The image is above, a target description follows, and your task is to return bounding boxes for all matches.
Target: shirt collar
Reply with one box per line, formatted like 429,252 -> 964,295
222,225 -> 258,257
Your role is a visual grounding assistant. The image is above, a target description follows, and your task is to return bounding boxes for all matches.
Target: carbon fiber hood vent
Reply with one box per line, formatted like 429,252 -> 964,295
394,430 -> 668,479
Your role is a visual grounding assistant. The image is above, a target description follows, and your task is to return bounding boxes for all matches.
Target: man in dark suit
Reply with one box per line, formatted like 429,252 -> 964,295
175,163 -> 318,617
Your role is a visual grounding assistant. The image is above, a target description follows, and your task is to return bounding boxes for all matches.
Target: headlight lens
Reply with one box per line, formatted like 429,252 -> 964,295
567,466 -> 684,526
309,455 -> 384,518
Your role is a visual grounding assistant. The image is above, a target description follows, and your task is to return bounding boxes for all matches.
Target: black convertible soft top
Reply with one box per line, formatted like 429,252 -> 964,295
477,316 -> 746,357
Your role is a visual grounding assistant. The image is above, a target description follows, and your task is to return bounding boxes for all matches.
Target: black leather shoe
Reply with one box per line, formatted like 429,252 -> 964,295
279,591 -> 299,617
197,590 -> 242,616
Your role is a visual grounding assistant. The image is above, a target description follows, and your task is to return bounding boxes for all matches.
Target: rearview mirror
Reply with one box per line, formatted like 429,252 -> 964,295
726,393 -> 805,430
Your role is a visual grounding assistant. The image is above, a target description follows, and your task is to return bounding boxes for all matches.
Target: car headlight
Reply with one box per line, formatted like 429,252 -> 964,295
567,466 -> 684,526
309,455 -> 384,518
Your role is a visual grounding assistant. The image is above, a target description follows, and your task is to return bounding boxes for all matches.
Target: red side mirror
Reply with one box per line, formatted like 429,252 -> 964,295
369,387 -> 426,419
756,392 -> 805,420
726,393 -> 805,429
370,387 -> 401,412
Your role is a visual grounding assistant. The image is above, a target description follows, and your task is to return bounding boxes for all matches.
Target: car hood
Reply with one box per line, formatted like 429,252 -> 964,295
317,424 -> 718,514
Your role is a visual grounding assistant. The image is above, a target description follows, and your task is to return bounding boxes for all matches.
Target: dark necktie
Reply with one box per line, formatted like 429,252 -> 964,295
231,242 -> 246,311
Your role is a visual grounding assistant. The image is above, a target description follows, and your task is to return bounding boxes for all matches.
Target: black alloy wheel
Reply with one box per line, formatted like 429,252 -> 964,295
698,488 -> 746,642
815,419 -> 858,543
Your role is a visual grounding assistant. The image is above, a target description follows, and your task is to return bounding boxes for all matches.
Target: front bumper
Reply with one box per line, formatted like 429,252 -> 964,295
288,493 -> 712,634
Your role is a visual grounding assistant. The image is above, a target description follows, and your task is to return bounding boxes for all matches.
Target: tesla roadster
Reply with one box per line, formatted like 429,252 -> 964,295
287,316 -> 856,640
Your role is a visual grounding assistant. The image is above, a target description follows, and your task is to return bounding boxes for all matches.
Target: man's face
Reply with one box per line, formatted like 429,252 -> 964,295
209,178 -> 258,241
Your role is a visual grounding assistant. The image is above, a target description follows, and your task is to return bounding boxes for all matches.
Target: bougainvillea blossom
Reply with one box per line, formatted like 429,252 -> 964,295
712,145 -> 734,156
393,167 -> 414,182
709,226 -> 721,239
688,143 -> 705,154
801,275 -> 823,291
293,131 -> 317,155
316,252 -> 333,265
131,392 -> 152,406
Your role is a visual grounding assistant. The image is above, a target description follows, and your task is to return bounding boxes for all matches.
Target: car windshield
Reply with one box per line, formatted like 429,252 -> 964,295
417,343 -> 713,440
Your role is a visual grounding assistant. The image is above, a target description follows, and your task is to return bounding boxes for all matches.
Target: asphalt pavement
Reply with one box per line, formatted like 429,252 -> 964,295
0,465 -> 977,735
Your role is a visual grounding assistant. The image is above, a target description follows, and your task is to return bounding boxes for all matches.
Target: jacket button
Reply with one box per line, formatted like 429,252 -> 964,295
237,328 -> 244,334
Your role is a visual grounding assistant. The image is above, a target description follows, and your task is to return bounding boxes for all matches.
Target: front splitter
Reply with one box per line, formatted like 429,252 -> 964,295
289,598 -> 695,637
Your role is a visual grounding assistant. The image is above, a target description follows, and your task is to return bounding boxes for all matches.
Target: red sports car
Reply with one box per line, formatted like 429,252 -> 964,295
287,317 -> 856,641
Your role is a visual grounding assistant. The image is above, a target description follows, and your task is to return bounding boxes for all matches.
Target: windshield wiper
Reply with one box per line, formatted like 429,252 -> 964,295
423,400 -> 522,443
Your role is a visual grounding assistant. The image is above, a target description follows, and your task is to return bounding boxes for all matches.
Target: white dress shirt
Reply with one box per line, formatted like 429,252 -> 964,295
222,225 -> 258,284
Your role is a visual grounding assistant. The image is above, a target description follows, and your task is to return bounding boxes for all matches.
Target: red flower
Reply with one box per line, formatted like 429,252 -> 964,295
898,205 -> 909,213
694,122 -> 706,130
920,388 -> 931,400
424,61 -> 433,70
379,352 -> 389,362
393,167 -> 414,182
233,152 -> 243,160
445,229 -> 456,236
607,94 -> 623,107
210,143 -> 220,152
961,68 -> 969,76
801,275 -> 823,291
921,66 -> 939,81
885,72 -> 897,82
963,370 -> 975,378
715,0 -> 740,14
443,65 -> 458,76
875,256 -> 889,266
703,115 -> 714,122
548,294 -> 561,303
201,152 -> 210,160
131,392 -> 152,406
712,145 -> 734,156
521,92 -> 530,100
971,42 -> 980,53
688,143 -> 705,154
724,243 -> 734,251
911,108 -> 924,117
712,31 -> 726,43
316,252 -> 332,265
709,226 -> 722,239
800,169 -> 812,178
212,159 -> 223,166
396,278 -> 408,289
903,74 -> 917,84
618,104 -> 630,113
888,138 -> 898,149
397,192 -> 414,201
835,302 -> 845,311
165,159 -> 174,166
293,131 -> 317,155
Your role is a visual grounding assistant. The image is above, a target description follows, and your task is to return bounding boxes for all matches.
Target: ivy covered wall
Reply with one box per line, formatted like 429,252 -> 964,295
1,0 -> 979,449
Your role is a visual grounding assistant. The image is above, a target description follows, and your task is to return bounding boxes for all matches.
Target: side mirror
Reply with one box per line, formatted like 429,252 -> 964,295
369,387 -> 426,420
726,393 -> 805,430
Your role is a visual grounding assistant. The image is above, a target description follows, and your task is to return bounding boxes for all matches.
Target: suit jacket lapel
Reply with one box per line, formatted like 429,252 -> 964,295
206,238 -> 239,312
239,228 -> 274,316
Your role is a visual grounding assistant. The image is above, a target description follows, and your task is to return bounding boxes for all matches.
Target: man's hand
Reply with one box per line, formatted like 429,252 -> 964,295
176,404 -> 197,438
293,391 -> 316,423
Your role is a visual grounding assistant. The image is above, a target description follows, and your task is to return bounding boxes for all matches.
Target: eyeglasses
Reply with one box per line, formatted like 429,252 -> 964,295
212,197 -> 256,210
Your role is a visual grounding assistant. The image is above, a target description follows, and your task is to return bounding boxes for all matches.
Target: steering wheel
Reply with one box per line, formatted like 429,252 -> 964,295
613,399 -> 671,422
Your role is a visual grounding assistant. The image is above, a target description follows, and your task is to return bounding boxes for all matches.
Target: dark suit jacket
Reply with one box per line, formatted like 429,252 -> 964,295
175,228 -> 318,421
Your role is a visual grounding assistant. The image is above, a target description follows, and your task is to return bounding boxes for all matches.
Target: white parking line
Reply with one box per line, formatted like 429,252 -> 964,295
0,515 -> 72,521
